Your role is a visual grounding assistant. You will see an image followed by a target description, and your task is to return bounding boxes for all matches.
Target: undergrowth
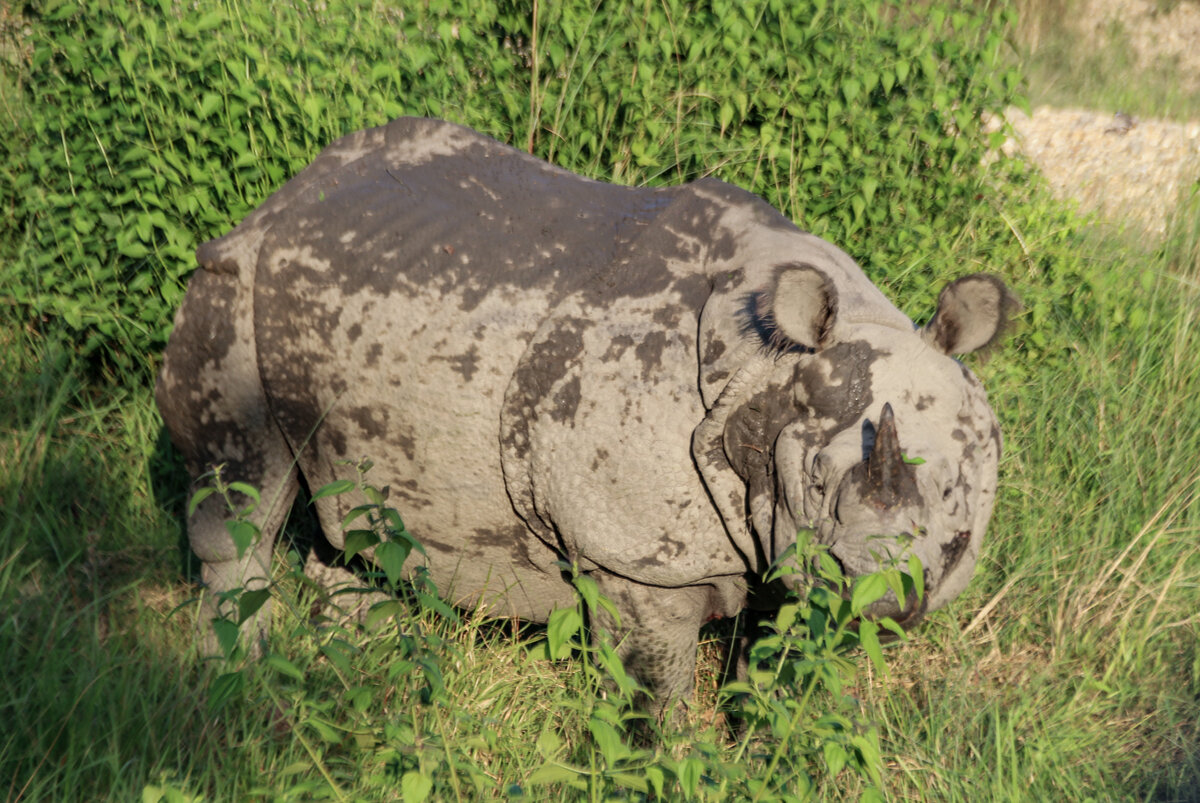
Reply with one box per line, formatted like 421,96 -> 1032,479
3,0 -> 1023,373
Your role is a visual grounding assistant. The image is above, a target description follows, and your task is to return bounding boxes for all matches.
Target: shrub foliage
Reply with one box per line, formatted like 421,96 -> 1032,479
3,0 -> 1023,370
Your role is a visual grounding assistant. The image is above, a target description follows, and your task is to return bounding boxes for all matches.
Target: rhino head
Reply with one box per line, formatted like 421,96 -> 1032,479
695,264 -> 1018,625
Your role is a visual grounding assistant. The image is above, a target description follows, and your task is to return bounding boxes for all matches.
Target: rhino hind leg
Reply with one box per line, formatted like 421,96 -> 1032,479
157,268 -> 299,656
592,572 -> 712,721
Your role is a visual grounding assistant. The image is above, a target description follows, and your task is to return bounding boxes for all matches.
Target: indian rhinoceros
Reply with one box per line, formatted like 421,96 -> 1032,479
157,117 -> 1017,710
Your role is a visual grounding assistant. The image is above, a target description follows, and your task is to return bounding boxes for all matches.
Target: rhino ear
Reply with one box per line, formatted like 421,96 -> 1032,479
757,263 -> 838,351
922,274 -> 1020,355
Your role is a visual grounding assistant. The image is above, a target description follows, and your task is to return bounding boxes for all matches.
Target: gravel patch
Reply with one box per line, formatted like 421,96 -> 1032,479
1003,106 -> 1200,236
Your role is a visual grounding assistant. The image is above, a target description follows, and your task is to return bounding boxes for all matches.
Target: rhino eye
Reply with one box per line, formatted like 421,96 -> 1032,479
943,485 -> 953,501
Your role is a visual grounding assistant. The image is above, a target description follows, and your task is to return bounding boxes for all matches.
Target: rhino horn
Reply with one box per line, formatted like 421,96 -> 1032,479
864,403 -> 919,510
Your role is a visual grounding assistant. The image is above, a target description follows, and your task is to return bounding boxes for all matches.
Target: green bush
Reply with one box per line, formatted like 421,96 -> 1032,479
2,0 -> 1026,372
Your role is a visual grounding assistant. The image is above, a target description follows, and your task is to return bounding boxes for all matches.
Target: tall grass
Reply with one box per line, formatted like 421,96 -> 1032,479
1011,0 -> 1200,117
864,193 -> 1200,800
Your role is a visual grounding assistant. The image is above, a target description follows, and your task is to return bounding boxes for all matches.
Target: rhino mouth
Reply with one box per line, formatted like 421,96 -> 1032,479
858,582 -> 928,630
823,549 -> 930,633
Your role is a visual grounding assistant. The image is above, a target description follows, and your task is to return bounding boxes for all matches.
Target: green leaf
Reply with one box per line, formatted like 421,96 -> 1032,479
211,618 -> 240,658
677,757 -> 703,797
824,741 -> 848,776
861,176 -> 879,204
319,641 -> 353,676
311,479 -> 355,501
187,487 -> 218,517
842,77 -> 861,103
850,573 -> 888,614
608,773 -> 649,794
527,763 -> 580,785
719,101 -> 734,134
587,717 -> 628,764
306,715 -> 340,743
237,588 -> 270,624
400,771 -> 432,802
416,590 -> 457,622
375,539 -> 412,586
536,729 -> 561,757
858,618 -> 887,674
908,554 -> 925,601
546,606 -> 582,660
644,765 -> 665,798
344,529 -> 380,562
574,573 -> 600,611
207,671 -> 244,712
197,92 -> 223,120
365,600 -> 405,630
227,482 -> 261,512
225,520 -> 260,559
265,653 -> 305,682
341,504 -> 374,530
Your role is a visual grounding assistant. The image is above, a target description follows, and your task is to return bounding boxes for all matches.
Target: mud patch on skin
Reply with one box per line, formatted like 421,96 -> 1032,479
502,316 -> 589,459
549,376 -> 582,424
635,331 -> 669,382
389,425 -> 417,462
591,447 -> 610,471
431,344 -> 481,382
793,340 -> 879,434
601,334 -> 636,362
471,523 -> 546,568
347,406 -> 389,440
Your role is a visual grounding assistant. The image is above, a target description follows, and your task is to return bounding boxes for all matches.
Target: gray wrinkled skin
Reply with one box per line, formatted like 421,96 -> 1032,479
157,118 -> 1018,714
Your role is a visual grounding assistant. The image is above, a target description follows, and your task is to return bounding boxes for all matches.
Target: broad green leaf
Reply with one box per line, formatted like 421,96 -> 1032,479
211,618 -> 240,658
587,717 -> 627,764
225,520 -> 259,559
719,101 -> 734,133
237,588 -> 270,624
527,763 -> 579,785
187,487 -> 218,517
400,771 -> 432,802
824,741 -> 848,776
375,540 -> 412,586
207,671 -> 244,712
862,176 -> 879,204
546,606 -> 582,660
344,529 -> 380,562
311,479 -> 355,501
198,92 -> 222,120
265,653 -> 305,682
365,600 -> 405,630
850,572 -> 888,614
340,504 -> 373,530
908,554 -> 925,600
305,716 -> 340,743
858,618 -> 887,674
227,482 -> 261,512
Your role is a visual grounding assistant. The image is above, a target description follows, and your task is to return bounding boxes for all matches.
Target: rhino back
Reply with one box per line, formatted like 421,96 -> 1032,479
224,119 -> 727,616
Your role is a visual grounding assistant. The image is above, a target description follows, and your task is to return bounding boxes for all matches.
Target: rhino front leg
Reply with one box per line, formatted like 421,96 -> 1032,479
156,267 -> 300,658
591,572 -> 711,721
188,467 -> 297,657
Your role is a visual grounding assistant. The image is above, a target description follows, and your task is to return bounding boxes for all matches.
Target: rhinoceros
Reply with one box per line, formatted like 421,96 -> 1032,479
157,117 -> 1016,710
